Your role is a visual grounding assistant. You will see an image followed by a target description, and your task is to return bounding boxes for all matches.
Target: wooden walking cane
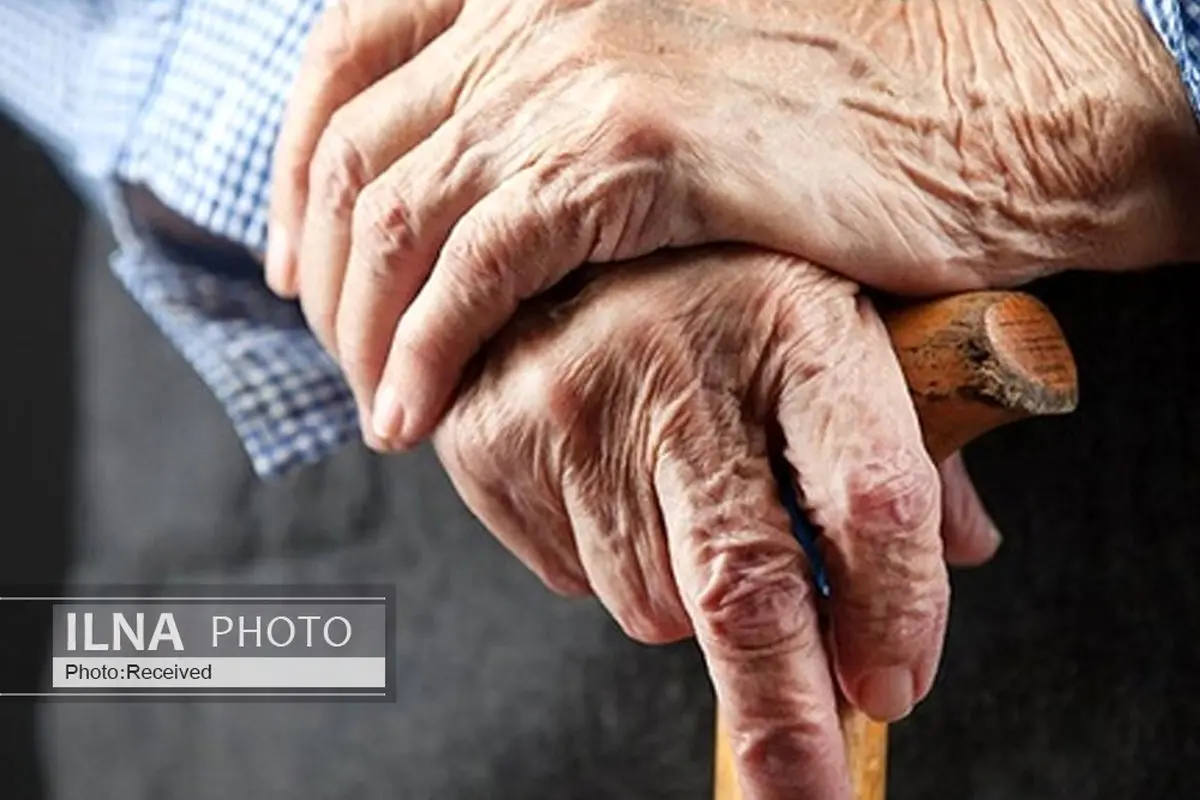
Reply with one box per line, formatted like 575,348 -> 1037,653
713,290 -> 1080,800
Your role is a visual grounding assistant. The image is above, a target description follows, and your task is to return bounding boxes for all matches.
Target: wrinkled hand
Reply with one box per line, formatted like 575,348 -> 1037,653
266,0 -> 1198,450
434,245 -> 998,800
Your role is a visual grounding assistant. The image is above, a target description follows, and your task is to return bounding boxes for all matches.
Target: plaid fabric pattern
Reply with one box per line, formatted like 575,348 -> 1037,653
0,0 -> 1197,476
1140,0 -> 1200,118
105,193 -> 359,477
0,0 -> 359,477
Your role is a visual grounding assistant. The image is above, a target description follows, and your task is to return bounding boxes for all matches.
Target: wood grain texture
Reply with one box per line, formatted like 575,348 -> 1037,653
714,291 -> 1078,800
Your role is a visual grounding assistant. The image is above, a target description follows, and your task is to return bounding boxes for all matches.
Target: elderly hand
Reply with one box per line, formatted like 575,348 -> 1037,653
434,244 -> 998,800
266,0 -> 1199,450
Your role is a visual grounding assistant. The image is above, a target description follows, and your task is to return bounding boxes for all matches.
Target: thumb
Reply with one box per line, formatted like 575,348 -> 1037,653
939,453 -> 1002,567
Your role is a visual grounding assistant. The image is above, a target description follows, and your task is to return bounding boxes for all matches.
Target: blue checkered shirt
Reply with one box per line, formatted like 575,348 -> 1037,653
0,0 -> 1197,478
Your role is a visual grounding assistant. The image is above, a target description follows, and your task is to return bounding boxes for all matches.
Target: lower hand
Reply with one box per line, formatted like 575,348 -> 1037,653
434,245 -> 999,800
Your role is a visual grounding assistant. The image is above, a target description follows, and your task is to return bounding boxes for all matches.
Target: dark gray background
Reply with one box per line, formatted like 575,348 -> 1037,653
3,113 -> 1199,800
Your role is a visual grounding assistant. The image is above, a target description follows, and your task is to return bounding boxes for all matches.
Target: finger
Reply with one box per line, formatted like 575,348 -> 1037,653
656,410 -> 851,800
368,167 -> 584,446
369,155 -> 675,447
562,473 -> 692,646
296,22 -> 468,358
267,0 -> 464,297
939,452 -> 1002,567
776,294 -> 948,724
341,123 -> 532,442
433,396 -> 590,598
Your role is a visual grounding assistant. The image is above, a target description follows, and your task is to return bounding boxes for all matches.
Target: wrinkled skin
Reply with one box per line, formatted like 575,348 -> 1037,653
261,0 -> 1200,795
435,246 -> 997,800
266,0 -> 1199,447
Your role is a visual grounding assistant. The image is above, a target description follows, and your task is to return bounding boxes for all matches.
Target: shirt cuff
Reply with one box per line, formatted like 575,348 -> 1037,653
99,0 -> 358,477
1138,0 -> 1200,120
102,184 -> 360,478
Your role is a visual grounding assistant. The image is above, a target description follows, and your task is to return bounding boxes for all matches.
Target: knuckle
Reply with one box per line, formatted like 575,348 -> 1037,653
442,134 -> 490,185
309,120 -> 369,218
693,540 -> 816,656
440,408 -> 517,499
544,367 -> 588,434
845,447 -> 940,539
572,164 -> 662,262
539,570 -> 592,598
402,118 -> 482,190
616,608 -> 691,646
350,183 -> 419,284
768,278 -> 860,369
608,561 -> 693,646
518,355 -> 564,413
497,349 -> 583,436
735,717 -> 843,786
589,74 -> 677,161
306,0 -> 361,75
440,224 -> 517,310
560,73 -> 682,259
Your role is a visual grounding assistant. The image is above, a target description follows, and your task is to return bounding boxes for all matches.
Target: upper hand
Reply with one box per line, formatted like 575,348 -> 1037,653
433,244 -> 999,800
266,0 -> 1199,450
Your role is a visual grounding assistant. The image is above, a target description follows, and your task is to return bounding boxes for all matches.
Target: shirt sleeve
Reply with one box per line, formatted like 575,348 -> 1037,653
105,0 -> 365,478
1139,0 -> 1200,118
0,0 -> 361,478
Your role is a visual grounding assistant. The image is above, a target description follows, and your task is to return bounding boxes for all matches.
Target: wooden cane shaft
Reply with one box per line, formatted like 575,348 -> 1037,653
714,290 -> 1078,800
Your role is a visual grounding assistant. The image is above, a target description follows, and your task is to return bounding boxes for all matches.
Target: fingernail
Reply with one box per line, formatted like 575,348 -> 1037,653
855,667 -> 915,722
265,225 -> 293,293
976,517 -> 1004,562
372,385 -> 405,444
357,400 -> 386,451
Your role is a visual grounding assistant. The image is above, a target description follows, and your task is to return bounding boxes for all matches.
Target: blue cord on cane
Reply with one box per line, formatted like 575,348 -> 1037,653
769,453 -> 831,599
